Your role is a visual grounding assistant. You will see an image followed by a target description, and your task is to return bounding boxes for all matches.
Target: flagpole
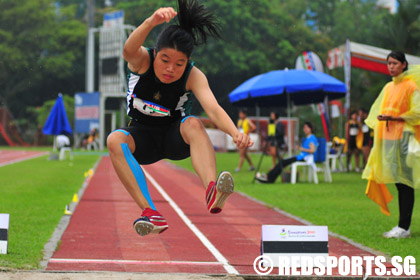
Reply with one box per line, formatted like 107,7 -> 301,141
287,92 -> 292,157
344,39 -> 351,118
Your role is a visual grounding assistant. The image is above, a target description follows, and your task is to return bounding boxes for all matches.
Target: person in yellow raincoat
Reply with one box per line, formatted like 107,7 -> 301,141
362,51 -> 420,239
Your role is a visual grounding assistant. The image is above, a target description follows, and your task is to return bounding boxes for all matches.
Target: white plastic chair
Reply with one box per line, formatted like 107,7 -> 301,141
327,142 -> 345,172
87,140 -> 99,151
317,140 -> 333,183
290,138 -> 332,184
59,147 -> 73,160
291,158 -> 318,184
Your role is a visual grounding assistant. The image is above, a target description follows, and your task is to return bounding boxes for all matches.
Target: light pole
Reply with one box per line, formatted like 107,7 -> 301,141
85,0 -> 95,93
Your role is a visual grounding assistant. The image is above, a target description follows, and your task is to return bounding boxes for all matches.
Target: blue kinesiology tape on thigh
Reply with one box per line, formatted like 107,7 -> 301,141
112,129 -> 130,136
121,143 -> 156,210
181,115 -> 198,123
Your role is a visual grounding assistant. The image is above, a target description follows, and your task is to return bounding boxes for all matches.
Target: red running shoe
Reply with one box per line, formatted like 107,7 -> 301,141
206,171 -> 234,214
133,208 -> 168,236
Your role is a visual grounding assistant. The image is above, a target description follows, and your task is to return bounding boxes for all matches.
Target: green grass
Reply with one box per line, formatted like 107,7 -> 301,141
170,152 -> 420,272
0,149 -> 99,269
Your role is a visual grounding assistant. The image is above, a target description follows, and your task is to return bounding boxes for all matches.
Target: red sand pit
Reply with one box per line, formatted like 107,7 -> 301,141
46,156 -> 400,276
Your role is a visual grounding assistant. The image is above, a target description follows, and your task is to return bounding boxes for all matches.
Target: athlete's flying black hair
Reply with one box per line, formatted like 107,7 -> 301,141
155,0 -> 221,58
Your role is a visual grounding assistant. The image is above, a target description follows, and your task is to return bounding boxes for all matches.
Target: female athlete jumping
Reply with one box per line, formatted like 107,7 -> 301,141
107,0 -> 253,236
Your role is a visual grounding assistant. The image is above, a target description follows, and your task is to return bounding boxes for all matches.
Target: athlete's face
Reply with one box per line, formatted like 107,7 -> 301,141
387,56 -> 406,77
154,48 -> 189,84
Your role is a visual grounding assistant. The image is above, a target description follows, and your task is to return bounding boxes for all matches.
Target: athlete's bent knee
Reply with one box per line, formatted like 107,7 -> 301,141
182,116 -> 203,132
107,130 -> 130,154
180,117 -> 208,145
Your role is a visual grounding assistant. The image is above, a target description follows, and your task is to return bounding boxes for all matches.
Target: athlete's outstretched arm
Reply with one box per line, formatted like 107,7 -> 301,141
187,67 -> 254,149
123,7 -> 177,72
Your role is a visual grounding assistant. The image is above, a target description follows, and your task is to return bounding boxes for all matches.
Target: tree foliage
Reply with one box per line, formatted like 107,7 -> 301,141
0,0 -> 85,120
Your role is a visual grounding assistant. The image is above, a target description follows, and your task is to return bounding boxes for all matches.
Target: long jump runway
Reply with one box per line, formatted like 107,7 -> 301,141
0,150 -> 47,167
46,156 -> 380,276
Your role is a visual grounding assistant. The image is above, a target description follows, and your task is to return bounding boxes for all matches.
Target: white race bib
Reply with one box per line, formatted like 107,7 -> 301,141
362,124 -> 369,133
133,98 -> 170,117
349,127 -> 359,136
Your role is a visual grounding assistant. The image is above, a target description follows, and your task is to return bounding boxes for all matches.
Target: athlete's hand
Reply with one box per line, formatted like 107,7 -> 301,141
234,132 -> 254,149
149,7 -> 177,27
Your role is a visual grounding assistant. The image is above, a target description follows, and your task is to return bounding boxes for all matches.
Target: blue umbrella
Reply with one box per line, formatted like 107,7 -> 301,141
229,69 -> 346,107
43,94 -> 73,135
229,69 -> 346,156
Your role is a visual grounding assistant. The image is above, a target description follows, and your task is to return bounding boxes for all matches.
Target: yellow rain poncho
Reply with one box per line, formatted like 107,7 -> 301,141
362,65 -> 420,215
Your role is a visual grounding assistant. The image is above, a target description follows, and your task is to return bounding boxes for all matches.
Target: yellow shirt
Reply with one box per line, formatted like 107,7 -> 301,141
237,118 -> 251,134
268,123 -> 276,136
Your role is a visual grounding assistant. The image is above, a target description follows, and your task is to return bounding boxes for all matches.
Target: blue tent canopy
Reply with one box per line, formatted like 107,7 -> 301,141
229,69 -> 346,107
43,94 -> 73,135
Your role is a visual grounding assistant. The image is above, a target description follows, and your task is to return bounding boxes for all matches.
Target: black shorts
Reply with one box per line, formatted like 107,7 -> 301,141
267,136 -> 276,147
362,133 -> 370,147
120,117 -> 191,165
348,136 -> 358,151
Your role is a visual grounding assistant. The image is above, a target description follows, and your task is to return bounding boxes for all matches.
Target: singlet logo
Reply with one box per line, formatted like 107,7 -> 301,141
153,91 -> 162,101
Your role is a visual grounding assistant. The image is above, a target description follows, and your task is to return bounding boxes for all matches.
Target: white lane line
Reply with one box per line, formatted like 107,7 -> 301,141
0,152 -> 47,167
49,258 -> 222,266
143,169 -> 239,275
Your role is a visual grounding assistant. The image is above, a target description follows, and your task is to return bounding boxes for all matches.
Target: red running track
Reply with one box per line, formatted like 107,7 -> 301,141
0,150 -> 47,167
46,156 -> 391,276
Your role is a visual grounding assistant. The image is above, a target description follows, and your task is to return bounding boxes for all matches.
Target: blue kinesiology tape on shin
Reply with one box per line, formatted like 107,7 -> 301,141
113,129 -> 129,136
121,143 -> 156,210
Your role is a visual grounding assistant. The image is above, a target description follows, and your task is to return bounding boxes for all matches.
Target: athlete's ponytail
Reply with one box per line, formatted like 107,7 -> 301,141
155,0 -> 221,58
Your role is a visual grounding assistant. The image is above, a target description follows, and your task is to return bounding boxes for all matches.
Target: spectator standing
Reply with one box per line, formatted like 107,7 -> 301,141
235,109 -> 256,172
346,111 -> 361,171
363,51 -> 420,238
